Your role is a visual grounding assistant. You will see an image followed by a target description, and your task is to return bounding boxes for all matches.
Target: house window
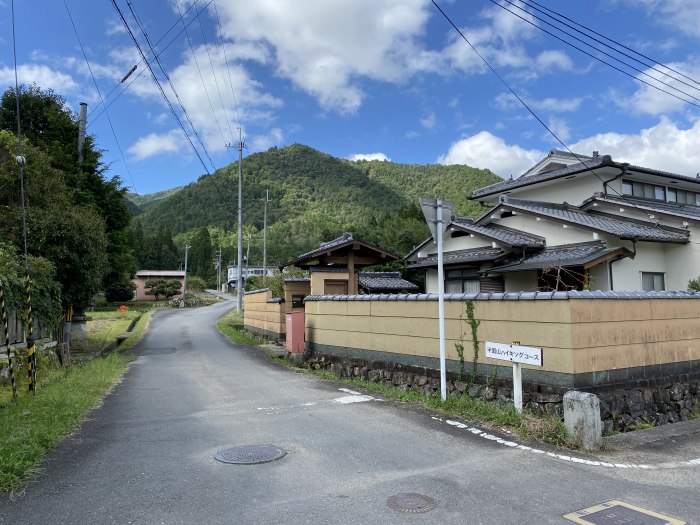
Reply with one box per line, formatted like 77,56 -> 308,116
641,272 -> 665,292
445,268 -> 480,293
623,179 -> 697,206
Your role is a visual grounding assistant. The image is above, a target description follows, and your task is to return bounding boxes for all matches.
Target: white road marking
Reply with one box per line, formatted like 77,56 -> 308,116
432,417 -> 700,470
256,389 -> 378,412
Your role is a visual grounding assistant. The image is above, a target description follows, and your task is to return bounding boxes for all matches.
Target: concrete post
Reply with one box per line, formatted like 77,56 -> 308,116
563,391 -> 602,451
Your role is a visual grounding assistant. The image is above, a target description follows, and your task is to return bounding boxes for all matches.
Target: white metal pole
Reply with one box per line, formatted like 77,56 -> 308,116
263,189 -> 268,279
513,362 -> 522,413
437,199 -> 447,401
183,245 -> 190,307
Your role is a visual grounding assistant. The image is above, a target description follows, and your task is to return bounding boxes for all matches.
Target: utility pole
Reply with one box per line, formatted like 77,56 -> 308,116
216,247 -> 222,291
263,189 -> 269,280
236,129 -> 244,313
182,244 -> 191,307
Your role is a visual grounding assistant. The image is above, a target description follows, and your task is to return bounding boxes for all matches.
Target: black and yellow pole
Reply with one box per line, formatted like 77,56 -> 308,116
24,272 -> 36,393
0,282 -> 17,399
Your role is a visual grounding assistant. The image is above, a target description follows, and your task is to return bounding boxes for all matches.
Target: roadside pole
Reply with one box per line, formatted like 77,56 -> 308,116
182,244 -> 190,307
419,197 -> 455,401
485,341 -> 543,413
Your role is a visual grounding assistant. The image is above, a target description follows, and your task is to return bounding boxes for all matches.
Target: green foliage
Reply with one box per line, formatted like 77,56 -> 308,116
131,144 -> 500,265
185,275 -> 207,293
104,280 -> 136,302
465,300 -> 481,385
217,310 -> 259,346
189,227 -> 214,281
134,225 -> 180,270
144,279 -> 182,300
688,276 -> 700,291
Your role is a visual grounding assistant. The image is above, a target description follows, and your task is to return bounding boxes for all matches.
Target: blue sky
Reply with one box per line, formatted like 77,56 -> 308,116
3,1 -> 700,195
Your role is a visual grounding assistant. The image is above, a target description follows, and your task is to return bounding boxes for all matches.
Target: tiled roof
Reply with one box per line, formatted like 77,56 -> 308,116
408,247 -> 505,269
282,232 -> 397,268
581,193 -> 700,222
471,153 -> 700,200
486,241 -> 630,273
471,156 -> 611,199
303,290 -> 700,301
488,198 -> 689,243
358,272 -> 419,291
451,216 -> 545,248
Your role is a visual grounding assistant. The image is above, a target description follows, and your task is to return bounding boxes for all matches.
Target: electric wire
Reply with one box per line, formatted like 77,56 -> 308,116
431,0 -> 694,243
523,0 -> 700,87
63,0 -> 138,194
10,0 -> 29,268
213,0 -> 242,129
89,0 -> 214,126
125,0 -> 216,172
174,0 -> 231,157
111,0 -> 239,223
489,0 -> 700,109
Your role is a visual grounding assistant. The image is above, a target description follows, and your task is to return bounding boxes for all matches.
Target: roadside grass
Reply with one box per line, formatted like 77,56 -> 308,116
87,309 -> 142,350
0,308 -> 153,492
216,310 -> 258,346
216,320 -> 567,447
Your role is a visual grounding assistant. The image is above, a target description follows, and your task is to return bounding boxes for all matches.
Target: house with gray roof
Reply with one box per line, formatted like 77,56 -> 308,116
407,149 -> 700,293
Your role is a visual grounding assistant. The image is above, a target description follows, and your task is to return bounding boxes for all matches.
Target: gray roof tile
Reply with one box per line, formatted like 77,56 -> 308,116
451,217 -> 545,248
358,272 -> 419,291
486,241 -> 627,273
490,198 -> 688,242
582,193 -> 700,222
408,247 -> 505,269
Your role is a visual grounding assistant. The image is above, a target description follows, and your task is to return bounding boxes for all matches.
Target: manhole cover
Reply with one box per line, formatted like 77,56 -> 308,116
387,493 -> 436,514
564,500 -> 685,525
214,445 -> 286,465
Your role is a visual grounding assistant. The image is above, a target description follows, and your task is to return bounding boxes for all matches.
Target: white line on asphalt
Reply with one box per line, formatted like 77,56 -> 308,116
256,389 -> 379,412
432,417 -> 700,470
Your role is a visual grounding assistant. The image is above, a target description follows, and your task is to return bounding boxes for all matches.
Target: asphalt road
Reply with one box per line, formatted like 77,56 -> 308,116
1,299 -> 698,524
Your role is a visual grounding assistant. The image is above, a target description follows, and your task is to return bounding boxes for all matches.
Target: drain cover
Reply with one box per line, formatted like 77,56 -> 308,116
387,493 -> 436,514
214,445 -> 286,465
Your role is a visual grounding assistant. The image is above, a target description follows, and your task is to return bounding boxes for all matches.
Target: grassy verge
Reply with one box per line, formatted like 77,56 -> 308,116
0,308 -> 154,492
215,317 -> 567,447
87,310 -> 142,350
216,310 -> 258,346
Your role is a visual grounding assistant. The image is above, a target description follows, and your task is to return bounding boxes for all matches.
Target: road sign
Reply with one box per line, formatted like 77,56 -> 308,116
485,341 -> 543,413
485,341 -> 543,367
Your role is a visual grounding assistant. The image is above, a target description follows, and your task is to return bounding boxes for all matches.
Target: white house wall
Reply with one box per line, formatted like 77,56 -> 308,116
588,261 -> 610,290
664,234 -> 700,290
495,213 -> 597,245
610,243 -> 666,291
509,176 -> 605,206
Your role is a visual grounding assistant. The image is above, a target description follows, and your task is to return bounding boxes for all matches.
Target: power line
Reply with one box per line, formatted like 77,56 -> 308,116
523,0 -> 700,88
125,0 -> 216,172
63,0 -> 138,194
430,0 -> 689,239
89,0 -> 214,126
213,0 -> 242,129
489,0 -> 700,109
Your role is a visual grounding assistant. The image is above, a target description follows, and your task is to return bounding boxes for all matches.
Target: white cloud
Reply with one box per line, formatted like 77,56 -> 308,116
546,116 -> 571,143
495,93 -> 583,113
612,62 -> 700,116
420,111 -> 437,130
105,19 -> 126,36
204,0 -> 432,114
622,0 -> 700,37
570,116 -> 700,177
437,131 -> 542,177
348,152 -> 391,162
250,128 -> 284,151
128,129 -> 186,160
0,64 -> 78,93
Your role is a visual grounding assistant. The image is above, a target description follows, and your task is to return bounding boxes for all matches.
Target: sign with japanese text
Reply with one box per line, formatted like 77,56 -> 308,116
485,341 -> 543,367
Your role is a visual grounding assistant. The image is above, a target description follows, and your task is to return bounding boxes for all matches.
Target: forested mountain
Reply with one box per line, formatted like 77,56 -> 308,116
127,187 -> 182,215
129,144 -> 500,266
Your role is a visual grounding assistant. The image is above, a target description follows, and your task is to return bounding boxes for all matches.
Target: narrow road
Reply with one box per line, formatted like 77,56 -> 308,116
1,299 -> 697,524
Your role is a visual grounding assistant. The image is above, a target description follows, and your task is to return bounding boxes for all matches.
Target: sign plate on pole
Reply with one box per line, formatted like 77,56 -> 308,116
485,342 -> 543,367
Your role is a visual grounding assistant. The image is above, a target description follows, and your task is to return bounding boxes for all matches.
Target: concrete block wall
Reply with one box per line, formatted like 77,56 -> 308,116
243,289 -> 285,341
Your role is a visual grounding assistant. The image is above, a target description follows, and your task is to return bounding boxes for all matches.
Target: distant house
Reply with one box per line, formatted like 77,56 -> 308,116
280,233 -> 399,295
134,270 -> 185,301
225,265 -> 274,293
407,150 -> 697,293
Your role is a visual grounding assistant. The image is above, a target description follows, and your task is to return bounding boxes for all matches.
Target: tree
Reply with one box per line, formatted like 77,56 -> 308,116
189,227 -> 213,281
144,279 -> 181,300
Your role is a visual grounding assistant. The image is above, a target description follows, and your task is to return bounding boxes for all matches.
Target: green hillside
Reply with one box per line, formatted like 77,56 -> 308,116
131,144 -> 499,265
127,187 -> 183,215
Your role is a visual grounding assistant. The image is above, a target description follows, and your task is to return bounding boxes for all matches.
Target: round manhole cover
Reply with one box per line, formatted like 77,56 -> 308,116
214,445 -> 286,465
387,493 -> 436,514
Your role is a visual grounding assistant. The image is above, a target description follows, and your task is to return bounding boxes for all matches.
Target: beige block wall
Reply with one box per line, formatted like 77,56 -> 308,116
284,281 -> 311,312
310,271 -> 350,295
243,289 -> 285,336
305,297 -> 700,376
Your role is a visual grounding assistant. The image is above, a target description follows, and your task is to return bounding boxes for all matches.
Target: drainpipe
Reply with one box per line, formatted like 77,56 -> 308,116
602,164 -> 628,198
609,240 -> 636,290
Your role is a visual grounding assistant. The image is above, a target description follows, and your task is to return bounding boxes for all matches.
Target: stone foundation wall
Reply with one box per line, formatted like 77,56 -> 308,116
305,353 -> 700,432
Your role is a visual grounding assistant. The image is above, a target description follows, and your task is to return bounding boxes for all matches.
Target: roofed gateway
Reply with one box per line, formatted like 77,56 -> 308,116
407,150 -> 700,293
